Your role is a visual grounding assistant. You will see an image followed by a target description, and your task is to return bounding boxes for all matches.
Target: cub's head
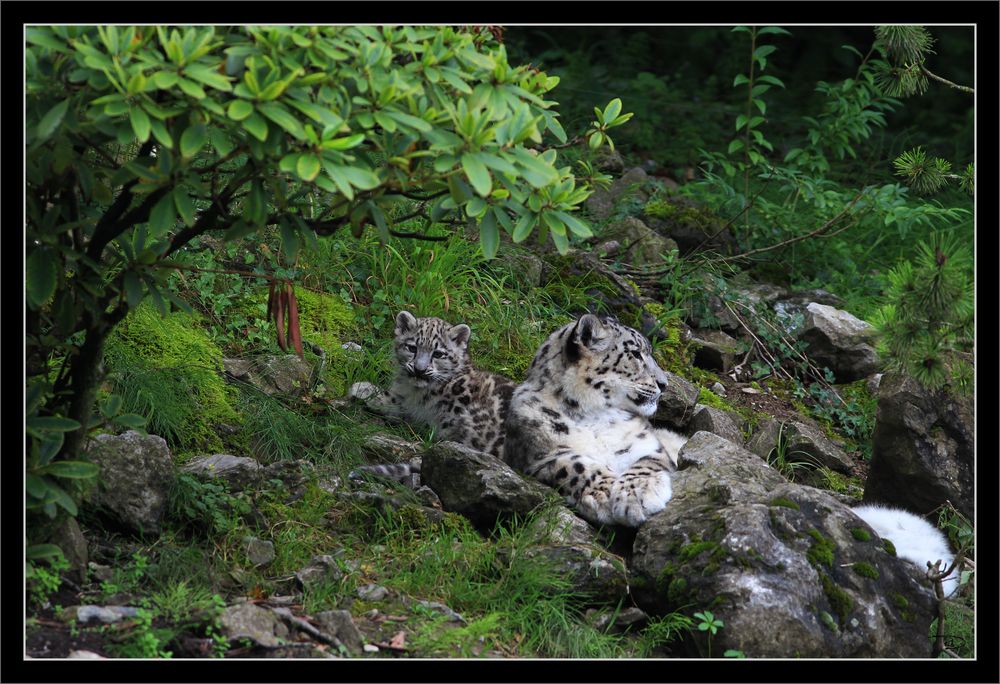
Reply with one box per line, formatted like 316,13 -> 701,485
552,313 -> 669,416
393,311 -> 471,384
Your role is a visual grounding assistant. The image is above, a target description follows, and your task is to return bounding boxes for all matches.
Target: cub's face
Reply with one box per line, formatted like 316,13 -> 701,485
565,314 -> 668,416
393,311 -> 471,385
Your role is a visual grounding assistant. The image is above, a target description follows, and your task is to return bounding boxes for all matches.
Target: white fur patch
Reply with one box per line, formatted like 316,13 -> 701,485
852,504 -> 959,597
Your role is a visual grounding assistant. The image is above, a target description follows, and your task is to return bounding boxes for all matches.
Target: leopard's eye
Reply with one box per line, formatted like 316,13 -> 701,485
405,343 -> 417,353
630,349 -> 643,359
432,349 -> 446,359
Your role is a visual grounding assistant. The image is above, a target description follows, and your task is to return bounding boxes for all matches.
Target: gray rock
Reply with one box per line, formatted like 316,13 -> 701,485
493,249 -> 549,288
629,432 -> 938,658
711,382 -> 727,397
587,606 -> 649,633
348,381 -> 380,401
181,454 -> 263,489
50,516 -> 88,584
357,584 -> 389,601
223,355 -> 313,397
594,147 -> 625,174
74,605 -> 139,624
315,610 -> 365,654
219,602 -> 289,648
421,441 -> 554,531
67,650 -> 105,659
414,600 -> 467,624
863,374 -> 974,522
866,372 -> 883,395
652,371 -> 700,430
585,167 -> 651,221
294,554 -> 344,590
747,419 -> 854,474
244,537 -> 275,567
88,562 -> 113,583
341,342 -> 363,353
516,506 -> 630,606
689,404 -> 744,445
603,216 -> 678,267
690,328 -> 741,372
85,431 -> 175,536
797,303 -> 880,382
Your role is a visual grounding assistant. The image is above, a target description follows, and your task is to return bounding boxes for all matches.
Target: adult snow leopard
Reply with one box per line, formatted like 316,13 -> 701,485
504,313 -> 688,527
350,311 -> 515,482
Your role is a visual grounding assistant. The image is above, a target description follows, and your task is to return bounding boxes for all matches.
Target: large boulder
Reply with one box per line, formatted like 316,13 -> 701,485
517,506 -> 630,606
421,441 -> 555,531
796,303 -> 880,382
690,328 -> 741,373
642,197 -> 735,256
630,432 -> 938,658
602,217 -> 678,267
181,454 -> 263,489
223,355 -> 313,397
584,167 -> 652,221
688,404 -> 744,446
85,431 -> 175,536
652,371 -> 700,430
863,374 -> 974,522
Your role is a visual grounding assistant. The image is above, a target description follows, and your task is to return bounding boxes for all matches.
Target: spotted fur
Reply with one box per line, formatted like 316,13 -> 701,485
354,311 -> 515,467
504,313 -> 687,527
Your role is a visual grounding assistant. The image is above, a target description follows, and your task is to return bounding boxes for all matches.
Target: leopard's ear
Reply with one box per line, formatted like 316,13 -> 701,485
395,310 -> 417,333
448,323 -> 471,348
576,313 -> 608,349
565,313 -> 608,362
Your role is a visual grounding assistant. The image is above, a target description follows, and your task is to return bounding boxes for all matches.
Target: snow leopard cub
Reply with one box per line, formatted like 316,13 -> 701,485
350,311 -> 515,483
504,313 -> 687,527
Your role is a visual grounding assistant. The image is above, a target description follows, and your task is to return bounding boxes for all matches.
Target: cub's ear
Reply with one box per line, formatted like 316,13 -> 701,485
395,310 -> 417,332
448,323 -> 471,348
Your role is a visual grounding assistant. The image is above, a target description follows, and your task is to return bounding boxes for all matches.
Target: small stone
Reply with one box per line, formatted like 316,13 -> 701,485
88,562 -> 114,583
67,650 -> 105,659
244,537 -> 275,567
711,382 -> 727,397
75,605 -> 140,624
341,342 -> 363,353
363,644 -> 380,653
315,610 -> 365,654
348,382 -> 380,401
294,554 -> 344,590
415,600 -> 466,624
357,584 -> 388,601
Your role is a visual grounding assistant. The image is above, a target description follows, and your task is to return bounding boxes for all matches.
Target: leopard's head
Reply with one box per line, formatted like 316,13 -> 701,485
558,313 -> 668,416
393,310 -> 471,385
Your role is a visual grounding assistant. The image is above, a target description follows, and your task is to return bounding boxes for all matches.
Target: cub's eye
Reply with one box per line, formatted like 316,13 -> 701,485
405,343 -> 417,353
630,349 -> 643,359
431,350 -> 446,359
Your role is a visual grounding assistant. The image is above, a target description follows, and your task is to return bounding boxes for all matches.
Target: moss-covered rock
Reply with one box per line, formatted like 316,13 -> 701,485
104,303 -> 241,456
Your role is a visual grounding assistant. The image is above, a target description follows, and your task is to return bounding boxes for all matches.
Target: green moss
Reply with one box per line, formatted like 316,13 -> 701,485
806,528 -> 835,568
287,288 -> 356,395
819,572 -> 853,623
818,610 -> 839,633
850,527 -> 872,542
666,577 -> 689,604
769,497 -> 800,510
882,538 -> 897,557
852,561 -> 879,579
891,593 -> 909,610
105,303 -> 241,455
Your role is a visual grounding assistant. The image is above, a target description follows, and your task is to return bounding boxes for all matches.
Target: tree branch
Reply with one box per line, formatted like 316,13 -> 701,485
711,190 -> 866,264
921,66 -> 974,94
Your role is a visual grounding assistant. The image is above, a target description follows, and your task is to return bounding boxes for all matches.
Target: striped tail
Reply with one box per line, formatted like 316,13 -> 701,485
349,458 -> 422,488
